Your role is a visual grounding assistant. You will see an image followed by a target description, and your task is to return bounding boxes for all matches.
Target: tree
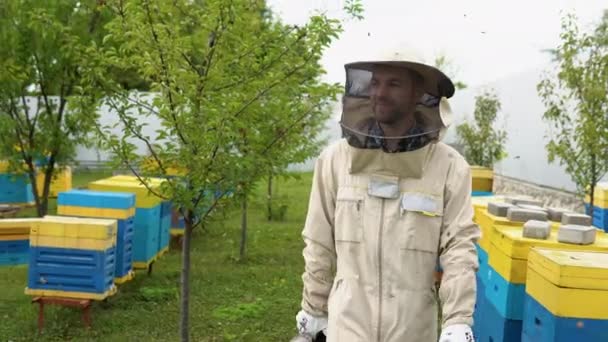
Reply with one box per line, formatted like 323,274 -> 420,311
538,12 -> 608,216
0,0 -> 152,217
455,89 -> 507,168
0,0 -> 109,216
91,1 -> 363,340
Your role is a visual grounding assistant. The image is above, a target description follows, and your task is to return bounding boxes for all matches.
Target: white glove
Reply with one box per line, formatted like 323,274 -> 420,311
439,324 -> 474,342
295,310 -> 328,337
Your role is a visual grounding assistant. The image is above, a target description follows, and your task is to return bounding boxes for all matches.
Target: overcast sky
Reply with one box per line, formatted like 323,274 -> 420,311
267,0 -> 608,87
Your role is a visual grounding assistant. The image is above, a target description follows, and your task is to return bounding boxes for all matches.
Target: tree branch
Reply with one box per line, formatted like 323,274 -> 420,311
142,0 -> 188,147
209,33 -> 306,93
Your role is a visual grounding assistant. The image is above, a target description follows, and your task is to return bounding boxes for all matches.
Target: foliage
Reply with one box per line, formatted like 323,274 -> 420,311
456,89 -> 507,167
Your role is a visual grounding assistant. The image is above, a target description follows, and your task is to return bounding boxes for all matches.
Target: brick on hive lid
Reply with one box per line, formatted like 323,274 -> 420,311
561,212 -> 592,226
488,202 -> 514,217
523,220 -> 551,239
557,224 -> 597,245
507,207 -> 548,222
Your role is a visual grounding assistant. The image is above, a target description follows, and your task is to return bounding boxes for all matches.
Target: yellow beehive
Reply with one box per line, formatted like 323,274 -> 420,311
35,166 -> 72,198
0,218 -> 40,237
488,225 -> 608,284
30,216 -> 117,251
140,157 -> 186,176
0,160 -> 27,173
585,182 -> 608,209
57,205 -> 136,220
526,248 -> 608,319
471,166 -> 493,192
88,177 -> 164,208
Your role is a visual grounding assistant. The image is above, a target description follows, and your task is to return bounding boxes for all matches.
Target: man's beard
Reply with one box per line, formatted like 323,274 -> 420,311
373,103 -> 407,125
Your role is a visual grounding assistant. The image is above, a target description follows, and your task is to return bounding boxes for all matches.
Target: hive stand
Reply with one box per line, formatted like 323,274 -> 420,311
32,296 -> 92,333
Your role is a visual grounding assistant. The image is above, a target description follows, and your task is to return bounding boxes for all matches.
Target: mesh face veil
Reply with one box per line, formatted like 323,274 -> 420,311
340,53 -> 455,154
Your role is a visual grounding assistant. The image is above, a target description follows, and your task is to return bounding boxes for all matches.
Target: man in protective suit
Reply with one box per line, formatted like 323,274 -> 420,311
291,49 -> 480,342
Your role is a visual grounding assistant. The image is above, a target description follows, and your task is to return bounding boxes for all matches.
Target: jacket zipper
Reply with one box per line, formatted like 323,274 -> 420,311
377,199 -> 385,342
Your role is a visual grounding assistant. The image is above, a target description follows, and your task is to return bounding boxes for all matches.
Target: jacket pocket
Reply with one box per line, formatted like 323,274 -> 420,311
398,193 -> 443,290
334,187 -> 365,243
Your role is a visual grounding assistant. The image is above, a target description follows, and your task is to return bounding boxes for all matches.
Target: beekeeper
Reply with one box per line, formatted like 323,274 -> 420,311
291,49 -> 480,342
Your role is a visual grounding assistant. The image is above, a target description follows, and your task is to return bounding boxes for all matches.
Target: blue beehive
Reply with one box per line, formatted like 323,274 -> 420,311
89,177 -> 165,269
25,216 -> 118,300
473,268 -> 487,340
158,201 -> 172,254
57,190 -> 136,283
0,174 -> 34,204
522,295 -> 608,342
133,206 -> 160,267
477,244 -> 489,287
476,285 -> 523,342
28,246 -> 116,294
0,239 -> 29,265
485,266 -> 526,320
585,204 -> 608,231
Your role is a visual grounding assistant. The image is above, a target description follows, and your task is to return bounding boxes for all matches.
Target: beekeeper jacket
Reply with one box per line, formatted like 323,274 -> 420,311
300,138 -> 480,342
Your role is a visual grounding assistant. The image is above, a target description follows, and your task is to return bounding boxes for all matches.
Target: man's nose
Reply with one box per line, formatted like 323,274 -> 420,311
372,83 -> 389,98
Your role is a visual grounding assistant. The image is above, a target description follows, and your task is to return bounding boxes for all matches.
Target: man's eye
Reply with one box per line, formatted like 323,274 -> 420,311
390,82 -> 400,87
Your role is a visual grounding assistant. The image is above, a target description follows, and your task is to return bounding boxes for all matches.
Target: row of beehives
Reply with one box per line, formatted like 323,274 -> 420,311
471,189 -> 608,342
0,175 -> 183,301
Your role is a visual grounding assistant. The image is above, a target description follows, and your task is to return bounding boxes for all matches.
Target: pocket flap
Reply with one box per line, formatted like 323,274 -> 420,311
337,187 -> 364,202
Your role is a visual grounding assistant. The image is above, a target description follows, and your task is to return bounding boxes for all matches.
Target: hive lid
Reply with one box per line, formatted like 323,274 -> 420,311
528,248 -> 608,290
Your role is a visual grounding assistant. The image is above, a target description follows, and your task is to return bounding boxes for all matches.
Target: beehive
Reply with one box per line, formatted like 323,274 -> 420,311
25,216 -> 117,300
0,218 -> 39,265
89,177 -> 166,269
471,166 -> 493,192
58,190 -> 136,284
485,225 -> 608,320
522,248 -> 608,341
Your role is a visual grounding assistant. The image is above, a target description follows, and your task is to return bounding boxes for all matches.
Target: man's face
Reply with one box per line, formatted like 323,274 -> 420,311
369,65 -> 421,125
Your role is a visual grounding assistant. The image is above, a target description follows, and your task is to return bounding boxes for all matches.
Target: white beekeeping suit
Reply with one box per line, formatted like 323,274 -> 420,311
292,47 -> 479,342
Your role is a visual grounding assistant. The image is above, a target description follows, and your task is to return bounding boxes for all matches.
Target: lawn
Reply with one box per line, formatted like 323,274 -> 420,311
0,171 -> 313,341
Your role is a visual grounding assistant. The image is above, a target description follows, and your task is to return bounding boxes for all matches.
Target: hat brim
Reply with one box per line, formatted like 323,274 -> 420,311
345,61 -> 455,98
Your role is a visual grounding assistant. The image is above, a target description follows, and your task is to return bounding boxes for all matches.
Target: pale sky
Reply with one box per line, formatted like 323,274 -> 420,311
267,0 -> 608,87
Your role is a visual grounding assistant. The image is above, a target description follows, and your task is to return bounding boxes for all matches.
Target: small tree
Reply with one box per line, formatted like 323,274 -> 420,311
0,0 -> 149,216
456,89 -> 507,168
538,12 -> 608,216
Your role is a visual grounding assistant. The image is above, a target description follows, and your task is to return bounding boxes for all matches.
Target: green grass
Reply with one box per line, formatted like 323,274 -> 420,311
0,172 -> 312,341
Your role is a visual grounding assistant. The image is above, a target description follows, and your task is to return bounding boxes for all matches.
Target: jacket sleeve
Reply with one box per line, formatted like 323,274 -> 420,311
438,156 -> 481,328
300,152 -> 337,317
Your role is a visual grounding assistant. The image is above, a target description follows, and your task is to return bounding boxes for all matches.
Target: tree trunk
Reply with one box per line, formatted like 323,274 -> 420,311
24,159 -> 43,217
267,173 -> 273,221
40,161 -> 56,217
240,195 -> 247,261
180,209 -> 194,342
